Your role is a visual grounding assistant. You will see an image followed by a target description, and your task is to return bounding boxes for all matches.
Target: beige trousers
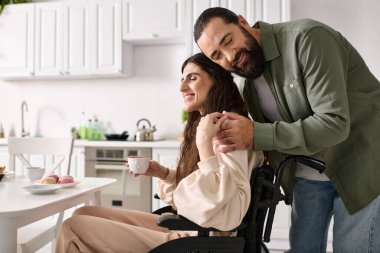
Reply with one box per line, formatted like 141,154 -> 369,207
55,206 -> 191,253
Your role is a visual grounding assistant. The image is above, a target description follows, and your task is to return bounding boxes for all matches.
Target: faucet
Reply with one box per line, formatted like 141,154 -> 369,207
21,101 -> 30,137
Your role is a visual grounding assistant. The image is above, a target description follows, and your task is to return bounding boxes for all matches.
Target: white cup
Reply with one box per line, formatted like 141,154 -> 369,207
127,156 -> 149,174
25,167 -> 46,182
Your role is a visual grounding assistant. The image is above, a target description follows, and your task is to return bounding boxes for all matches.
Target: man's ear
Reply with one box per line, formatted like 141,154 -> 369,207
238,15 -> 250,28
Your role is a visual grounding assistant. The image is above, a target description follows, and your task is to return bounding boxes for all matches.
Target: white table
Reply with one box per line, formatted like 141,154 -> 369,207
0,176 -> 116,253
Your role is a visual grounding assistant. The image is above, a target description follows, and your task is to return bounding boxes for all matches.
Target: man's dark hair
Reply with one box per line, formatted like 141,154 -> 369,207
193,7 -> 239,43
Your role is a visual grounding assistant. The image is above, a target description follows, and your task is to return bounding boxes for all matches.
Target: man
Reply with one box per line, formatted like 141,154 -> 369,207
194,7 -> 380,253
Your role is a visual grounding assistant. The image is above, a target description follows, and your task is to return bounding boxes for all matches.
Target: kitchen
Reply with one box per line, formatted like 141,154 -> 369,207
0,0 -> 379,252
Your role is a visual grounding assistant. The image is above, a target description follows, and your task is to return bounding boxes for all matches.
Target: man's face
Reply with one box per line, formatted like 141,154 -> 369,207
197,17 -> 265,79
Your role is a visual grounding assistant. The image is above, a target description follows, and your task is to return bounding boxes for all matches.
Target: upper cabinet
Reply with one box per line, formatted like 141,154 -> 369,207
0,0 -> 132,79
122,0 -> 186,44
62,0 -> 93,76
0,4 -> 34,77
35,2 -> 63,76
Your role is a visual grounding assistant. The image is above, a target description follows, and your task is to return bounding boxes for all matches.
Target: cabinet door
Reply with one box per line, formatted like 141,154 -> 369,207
0,4 -> 34,78
151,147 -> 180,211
35,2 -> 63,76
70,147 -> 85,178
253,0 -> 291,23
122,0 -> 185,43
92,0 -> 123,74
63,0 -> 93,76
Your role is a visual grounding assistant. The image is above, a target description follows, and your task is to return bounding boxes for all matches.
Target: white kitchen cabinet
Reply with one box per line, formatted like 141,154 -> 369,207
0,4 -> 34,78
64,0 -> 131,77
151,147 -> 180,211
69,146 -> 86,178
92,0 -> 131,75
0,0 -> 131,79
62,0 -> 93,76
122,0 -> 186,44
35,2 -> 63,76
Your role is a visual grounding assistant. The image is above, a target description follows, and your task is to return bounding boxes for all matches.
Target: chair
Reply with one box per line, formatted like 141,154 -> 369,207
8,137 -> 74,253
149,155 -> 325,253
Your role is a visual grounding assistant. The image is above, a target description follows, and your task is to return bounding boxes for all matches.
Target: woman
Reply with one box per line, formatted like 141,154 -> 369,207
55,53 -> 264,253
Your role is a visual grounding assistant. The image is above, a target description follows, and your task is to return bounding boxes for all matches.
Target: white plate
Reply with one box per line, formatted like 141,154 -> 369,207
23,184 -> 62,195
34,179 -> 81,188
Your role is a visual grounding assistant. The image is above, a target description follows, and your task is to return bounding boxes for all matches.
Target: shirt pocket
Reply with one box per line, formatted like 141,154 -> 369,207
283,78 -> 312,120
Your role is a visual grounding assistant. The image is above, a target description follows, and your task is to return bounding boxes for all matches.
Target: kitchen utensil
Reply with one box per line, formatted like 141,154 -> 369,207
135,118 -> 156,141
105,131 -> 129,141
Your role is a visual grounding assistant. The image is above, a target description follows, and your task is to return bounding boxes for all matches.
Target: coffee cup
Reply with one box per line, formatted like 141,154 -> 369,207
25,167 -> 46,182
127,156 -> 149,174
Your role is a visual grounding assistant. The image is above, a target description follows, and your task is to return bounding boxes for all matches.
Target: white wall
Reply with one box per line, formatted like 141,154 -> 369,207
0,44 -> 188,140
291,0 -> 380,79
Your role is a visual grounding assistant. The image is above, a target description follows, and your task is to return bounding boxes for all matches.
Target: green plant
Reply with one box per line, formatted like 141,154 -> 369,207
181,109 -> 188,124
1,0 -> 31,15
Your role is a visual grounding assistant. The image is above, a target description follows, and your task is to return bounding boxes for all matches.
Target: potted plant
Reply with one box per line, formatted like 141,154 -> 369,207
1,0 -> 31,15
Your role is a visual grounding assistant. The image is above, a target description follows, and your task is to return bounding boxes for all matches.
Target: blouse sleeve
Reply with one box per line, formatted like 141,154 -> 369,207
173,149 -> 264,231
157,166 -> 177,206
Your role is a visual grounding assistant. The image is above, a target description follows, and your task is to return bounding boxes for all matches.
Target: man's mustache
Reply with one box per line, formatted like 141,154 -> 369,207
231,49 -> 247,69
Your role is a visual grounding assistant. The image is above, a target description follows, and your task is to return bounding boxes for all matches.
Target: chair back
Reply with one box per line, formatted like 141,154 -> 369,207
8,137 -> 74,176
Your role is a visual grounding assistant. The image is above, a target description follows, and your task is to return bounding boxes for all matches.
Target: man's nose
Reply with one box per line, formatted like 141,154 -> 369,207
224,50 -> 235,65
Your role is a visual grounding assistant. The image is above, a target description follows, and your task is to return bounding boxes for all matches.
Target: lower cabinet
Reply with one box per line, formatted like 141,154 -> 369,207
151,147 -> 180,211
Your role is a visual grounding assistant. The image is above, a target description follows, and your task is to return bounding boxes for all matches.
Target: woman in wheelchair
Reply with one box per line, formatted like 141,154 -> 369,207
55,53 -> 264,253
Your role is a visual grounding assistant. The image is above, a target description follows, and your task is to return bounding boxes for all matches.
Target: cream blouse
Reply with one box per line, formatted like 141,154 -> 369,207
157,148 -> 264,231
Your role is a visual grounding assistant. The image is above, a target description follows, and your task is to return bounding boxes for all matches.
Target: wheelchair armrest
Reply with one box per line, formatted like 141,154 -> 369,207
157,214 -> 215,232
157,214 -> 247,236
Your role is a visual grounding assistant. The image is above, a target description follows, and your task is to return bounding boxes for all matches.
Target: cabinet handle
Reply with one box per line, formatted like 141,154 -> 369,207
152,33 -> 159,38
59,71 -> 63,76
65,71 -> 70,75
29,72 -> 35,76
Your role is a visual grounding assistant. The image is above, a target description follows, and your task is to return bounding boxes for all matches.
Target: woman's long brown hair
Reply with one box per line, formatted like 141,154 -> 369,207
175,53 -> 249,186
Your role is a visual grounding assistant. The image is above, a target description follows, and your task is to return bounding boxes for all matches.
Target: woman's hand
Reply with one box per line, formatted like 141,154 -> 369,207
126,160 -> 168,180
196,112 -> 223,160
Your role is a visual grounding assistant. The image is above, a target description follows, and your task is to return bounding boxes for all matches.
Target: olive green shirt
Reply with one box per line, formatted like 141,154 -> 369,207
243,19 -> 380,214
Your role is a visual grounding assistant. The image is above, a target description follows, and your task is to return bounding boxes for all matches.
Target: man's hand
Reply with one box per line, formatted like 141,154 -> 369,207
215,111 -> 254,153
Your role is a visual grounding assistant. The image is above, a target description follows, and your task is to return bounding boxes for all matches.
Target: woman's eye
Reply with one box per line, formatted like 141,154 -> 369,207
226,39 -> 232,45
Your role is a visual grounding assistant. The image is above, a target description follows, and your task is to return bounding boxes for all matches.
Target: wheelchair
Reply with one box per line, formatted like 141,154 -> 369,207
149,155 -> 325,253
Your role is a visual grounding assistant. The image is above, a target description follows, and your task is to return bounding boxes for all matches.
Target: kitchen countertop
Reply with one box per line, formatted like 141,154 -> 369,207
0,138 -> 181,149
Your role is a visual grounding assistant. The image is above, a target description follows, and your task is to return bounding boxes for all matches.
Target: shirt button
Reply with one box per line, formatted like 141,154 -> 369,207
289,83 -> 294,88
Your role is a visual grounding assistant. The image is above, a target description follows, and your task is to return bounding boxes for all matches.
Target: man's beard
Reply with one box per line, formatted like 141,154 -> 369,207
230,26 -> 266,79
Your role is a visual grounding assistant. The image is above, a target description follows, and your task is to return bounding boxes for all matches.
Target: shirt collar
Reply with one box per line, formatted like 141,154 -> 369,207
254,21 -> 280,61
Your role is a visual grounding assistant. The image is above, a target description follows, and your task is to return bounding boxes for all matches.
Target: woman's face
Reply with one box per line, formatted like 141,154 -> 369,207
180,62 -> 213,114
